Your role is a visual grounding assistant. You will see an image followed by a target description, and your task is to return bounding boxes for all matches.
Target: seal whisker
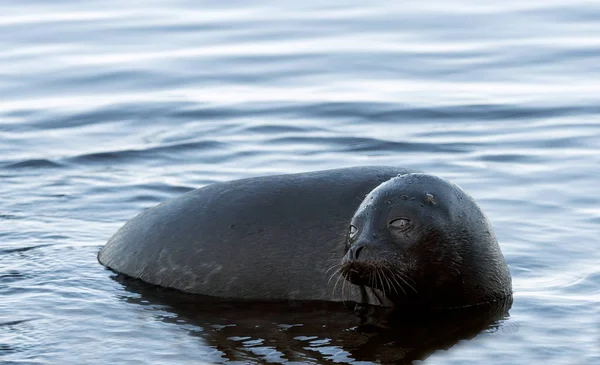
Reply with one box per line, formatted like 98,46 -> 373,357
400,273 -> 416,286
396,274 -> 419,294
332,268 -> 345,298
379,268 -> 390,296
376,267 -> 386,295
379,269 -> 386,295
373,269 -> 381,294
388,264 -> 416,286
389,270 -> 403,296
384,264 -> 405,295
325,263 -> 341,276
327,267 -> 341,291
337,273 -> 345,302
381,265 -> 398,296
395,271 -> 417,294
341,274 -> 351,304
373,268 -> 379,288
382,266 -> 394,296
324,257 -> 341,266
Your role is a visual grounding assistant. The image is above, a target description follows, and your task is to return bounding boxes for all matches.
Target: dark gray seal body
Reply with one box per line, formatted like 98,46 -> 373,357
98,166 -> 512,308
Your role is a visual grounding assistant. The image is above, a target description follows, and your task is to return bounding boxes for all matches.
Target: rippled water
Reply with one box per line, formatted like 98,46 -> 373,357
1,1 -> 599,364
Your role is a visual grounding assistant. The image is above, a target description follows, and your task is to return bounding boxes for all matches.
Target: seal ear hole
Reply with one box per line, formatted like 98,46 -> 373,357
389,218 -> 411,230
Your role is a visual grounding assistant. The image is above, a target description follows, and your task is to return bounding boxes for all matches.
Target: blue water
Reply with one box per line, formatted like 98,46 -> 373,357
1,1 -> 599,364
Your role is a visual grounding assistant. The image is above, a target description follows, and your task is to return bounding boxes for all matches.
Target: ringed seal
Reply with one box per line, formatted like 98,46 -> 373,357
98,166 -> 512,309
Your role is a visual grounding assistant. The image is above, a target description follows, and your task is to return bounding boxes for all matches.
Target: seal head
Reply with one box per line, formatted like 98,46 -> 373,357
341,173 -> 512,310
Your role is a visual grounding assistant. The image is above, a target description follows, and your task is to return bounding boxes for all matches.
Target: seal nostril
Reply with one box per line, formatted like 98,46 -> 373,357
354,246 -> 363,260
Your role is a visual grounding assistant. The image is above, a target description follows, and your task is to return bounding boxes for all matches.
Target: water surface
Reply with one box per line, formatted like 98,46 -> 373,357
1,1 -> 599,364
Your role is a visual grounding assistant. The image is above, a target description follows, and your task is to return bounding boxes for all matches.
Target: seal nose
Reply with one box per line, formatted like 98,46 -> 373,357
349,245 -> 364,260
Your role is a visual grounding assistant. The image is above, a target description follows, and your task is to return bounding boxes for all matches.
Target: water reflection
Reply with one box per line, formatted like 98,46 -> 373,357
113,274 -> 512,364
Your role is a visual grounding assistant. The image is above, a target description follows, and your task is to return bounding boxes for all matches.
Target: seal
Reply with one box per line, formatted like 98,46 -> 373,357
98,166 -> 512,309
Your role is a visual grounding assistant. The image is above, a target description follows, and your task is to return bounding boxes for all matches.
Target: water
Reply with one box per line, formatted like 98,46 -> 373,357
1,0 -> 599,363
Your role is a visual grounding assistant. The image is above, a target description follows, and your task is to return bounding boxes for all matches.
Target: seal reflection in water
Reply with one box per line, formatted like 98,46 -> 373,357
114,274 -> 513,364
98,166 -> 512,310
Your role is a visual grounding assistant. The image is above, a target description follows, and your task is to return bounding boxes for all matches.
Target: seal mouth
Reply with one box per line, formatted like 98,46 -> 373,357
340,260 -> 417,297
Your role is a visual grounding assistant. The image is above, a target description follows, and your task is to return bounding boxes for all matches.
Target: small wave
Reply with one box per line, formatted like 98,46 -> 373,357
0,318 -> 36,327
2,159 -> 63,169
289,102 -> 600,123
268,135 -> 473,154
0,213 -> 20,220
0,244 -> 54,255
0,270 -> 34,284
477,154 -> 546,163
68,140 -> 227,164
239,124 -> 321,134
0,343 -> 19,354
22,103 -> 191,130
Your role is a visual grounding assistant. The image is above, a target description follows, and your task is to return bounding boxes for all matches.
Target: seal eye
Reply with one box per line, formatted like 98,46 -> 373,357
348,225 -> 358,239
389,218 -> 410,231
